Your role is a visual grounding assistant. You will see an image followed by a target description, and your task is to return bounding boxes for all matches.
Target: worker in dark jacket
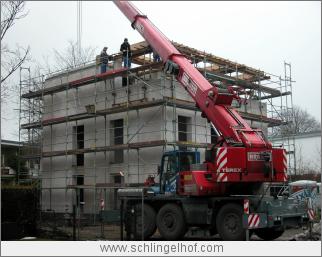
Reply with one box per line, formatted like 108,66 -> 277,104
100,46 -> 109,73
153,49 -> 161,62
120,38 -> 132,68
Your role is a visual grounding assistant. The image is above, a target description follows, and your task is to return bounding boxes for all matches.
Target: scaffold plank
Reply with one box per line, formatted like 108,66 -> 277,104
21,62 -> 163,99
21,97 -> 282,130
21,41 -> 278,100
40,139 -> 213,158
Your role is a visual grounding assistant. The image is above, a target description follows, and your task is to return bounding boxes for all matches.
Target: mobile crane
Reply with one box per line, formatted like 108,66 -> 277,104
114,1 -> 308,240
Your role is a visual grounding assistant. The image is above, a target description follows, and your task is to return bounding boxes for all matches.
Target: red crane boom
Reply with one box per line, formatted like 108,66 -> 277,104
114,1 -> 287,189
114,1 -> 270,149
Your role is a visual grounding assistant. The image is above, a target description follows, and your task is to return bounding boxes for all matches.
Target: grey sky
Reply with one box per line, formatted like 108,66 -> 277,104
2,1 -> 321,140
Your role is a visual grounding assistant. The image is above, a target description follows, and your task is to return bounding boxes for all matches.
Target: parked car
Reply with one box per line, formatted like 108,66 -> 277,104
289,180 -> 321,213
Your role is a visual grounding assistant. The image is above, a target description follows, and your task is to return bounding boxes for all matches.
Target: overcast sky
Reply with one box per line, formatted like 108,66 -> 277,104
2,1 -> 321,140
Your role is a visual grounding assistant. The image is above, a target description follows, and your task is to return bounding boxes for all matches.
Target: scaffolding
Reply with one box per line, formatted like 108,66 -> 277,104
18,66 -> 43,183
19,41 -> 295,223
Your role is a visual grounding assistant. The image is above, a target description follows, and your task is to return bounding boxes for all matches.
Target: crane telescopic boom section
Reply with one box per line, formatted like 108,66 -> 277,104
113,1 -> 271,149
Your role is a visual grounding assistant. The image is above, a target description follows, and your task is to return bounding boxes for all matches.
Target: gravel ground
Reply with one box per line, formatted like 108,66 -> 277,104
287,222 -> 321,241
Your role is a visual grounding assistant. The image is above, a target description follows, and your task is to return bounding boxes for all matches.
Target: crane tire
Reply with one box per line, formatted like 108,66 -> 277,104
254,228 -> 284,240
132,203 -> 157,240
216,203 -> 246,241
156,203 -> 187,240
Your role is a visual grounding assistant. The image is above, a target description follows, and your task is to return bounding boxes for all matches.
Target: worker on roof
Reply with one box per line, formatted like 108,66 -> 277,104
100,46 -> 109,73
120,38 -> 132,68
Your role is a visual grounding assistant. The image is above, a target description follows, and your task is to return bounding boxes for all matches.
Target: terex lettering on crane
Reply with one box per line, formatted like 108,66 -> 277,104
182,72 -> 197,96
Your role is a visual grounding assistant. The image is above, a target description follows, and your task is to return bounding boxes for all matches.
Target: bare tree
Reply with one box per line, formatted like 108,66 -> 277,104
270,105 -> 321,137
1,1 -> 30,98
52,40 -> 97,71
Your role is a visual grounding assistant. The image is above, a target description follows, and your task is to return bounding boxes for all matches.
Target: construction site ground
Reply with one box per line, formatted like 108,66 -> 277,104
36,221 -> 321,241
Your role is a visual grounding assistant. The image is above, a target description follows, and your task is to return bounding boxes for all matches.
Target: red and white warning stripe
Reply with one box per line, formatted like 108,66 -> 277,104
216,173 -> 228,182
244,199 -> 249,214
216,148 -> 227,173
283,150 -> 288,182
248,214 -> 260,228
307,198 -> 315,221
308,209 -> 315,221
215,148 -> 228,182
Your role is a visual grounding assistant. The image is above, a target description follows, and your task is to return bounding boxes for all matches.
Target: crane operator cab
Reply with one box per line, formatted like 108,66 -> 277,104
155,151 -> 200,195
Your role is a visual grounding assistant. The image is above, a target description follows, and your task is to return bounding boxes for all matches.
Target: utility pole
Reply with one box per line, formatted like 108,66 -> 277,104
77,1 -> 82,59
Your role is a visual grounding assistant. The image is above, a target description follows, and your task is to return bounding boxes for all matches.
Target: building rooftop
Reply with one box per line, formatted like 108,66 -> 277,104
1,139 -> 22,147
22,40 -> 288,100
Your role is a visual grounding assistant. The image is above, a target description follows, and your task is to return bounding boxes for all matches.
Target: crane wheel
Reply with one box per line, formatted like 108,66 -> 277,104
216,203 -> 246,241
254,228 -> 284,240
132,203 -> 157,240
156,203 -> 187,240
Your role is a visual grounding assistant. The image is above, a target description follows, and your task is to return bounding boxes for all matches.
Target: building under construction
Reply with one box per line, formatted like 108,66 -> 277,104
19,40 -> 295,219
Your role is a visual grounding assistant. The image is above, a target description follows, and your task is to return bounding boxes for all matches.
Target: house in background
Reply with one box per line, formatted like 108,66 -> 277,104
271,130 -> 321,175
1,140 -> 21,184
1,139 -> 40,184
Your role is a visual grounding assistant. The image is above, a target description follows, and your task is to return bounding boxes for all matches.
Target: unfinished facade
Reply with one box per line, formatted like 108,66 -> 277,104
20,41 -> 294,217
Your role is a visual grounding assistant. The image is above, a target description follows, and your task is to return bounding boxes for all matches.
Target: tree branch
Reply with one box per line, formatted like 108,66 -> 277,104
1,46 -> 30,84
1,1 -> 28,40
